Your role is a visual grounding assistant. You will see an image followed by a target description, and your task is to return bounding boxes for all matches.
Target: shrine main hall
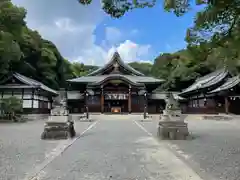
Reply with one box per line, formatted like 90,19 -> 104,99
66,52 -> 166,114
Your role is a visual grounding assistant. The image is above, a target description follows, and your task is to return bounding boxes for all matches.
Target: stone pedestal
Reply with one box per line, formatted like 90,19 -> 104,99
41,115 -> 76,140
158,92 -> 189,140
158,121 -> 189,140
41,89 -> 76,140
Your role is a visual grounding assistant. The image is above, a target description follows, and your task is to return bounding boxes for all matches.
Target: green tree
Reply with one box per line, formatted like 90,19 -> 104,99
0,0 -> 100,90
77,0 -> 231,18
0,31 -> 22,77
128,62 -> 152,76
0,0 -> 26,36
0,96 -> 23,121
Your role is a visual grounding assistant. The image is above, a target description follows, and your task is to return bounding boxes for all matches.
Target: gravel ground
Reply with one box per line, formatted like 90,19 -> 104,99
140,116 -> 240,180
31,115 -> 202,180
0,119 -> 92,180
2,114 -> 240,180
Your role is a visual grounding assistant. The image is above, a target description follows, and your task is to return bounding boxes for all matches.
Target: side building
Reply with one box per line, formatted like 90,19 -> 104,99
0,72 -> 58,114
67,52 -> 166,114
179,69 -> 240,114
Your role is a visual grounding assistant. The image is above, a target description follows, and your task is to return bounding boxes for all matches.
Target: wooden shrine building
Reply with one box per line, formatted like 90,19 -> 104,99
67,52 -> 165,114
0,72 -> 58,114
179,68 -> 240,114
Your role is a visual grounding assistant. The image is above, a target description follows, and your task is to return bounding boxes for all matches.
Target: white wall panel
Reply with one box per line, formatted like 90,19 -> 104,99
23,100 -> 32,108
67,91 -> 83,99
33,100 -> 39,108
23,94 -> 32,99
12,94 -> 22,99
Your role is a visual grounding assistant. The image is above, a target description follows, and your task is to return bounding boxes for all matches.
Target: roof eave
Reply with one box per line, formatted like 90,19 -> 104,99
88,75 -> 144,87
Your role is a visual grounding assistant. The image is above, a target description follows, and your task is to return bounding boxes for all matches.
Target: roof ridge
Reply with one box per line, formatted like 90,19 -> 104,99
86,51 -> 144,76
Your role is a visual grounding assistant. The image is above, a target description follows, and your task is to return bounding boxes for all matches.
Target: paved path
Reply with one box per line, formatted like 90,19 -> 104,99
26,116 -> 203,180
140,117 -> 240,180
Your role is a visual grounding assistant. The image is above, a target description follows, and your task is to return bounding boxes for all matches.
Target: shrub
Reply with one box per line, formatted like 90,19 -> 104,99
0,97 -> 23,121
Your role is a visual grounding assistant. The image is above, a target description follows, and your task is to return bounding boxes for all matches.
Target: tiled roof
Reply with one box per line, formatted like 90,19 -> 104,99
67,74 -> 164,84
87,51 -> 144,76
209,76 -> 240,93
180,69 -> 228,95
13,73 -> 58,95
89,74 -> 142,87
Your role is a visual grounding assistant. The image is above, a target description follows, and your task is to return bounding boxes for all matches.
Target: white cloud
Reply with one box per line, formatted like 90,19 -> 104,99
110,40 -> 151,63
12,0 -> 153,66
73,40 -> 152,65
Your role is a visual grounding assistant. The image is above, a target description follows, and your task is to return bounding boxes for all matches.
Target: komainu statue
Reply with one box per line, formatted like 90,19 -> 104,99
158,92 -> 189,140
41,89 -> 76,140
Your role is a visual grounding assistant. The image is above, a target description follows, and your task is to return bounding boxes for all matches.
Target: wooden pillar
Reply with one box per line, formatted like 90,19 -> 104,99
85,91 -> 88,112
224,96 -> 229,114
143,91 -> 147,118
101,87 -> 104,113
144,91 -> 147,112
31,88 -> 34,109
128,86 -> 131,113
21,89 -> 24,100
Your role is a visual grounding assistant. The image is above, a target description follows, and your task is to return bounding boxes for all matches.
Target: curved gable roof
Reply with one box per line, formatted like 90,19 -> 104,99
86,51 -> 144,76
88,74 -> 144,87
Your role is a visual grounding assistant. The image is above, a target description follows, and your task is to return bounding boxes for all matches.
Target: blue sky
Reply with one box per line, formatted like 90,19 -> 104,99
97,4 -> 199,51
12,0 -> 204,65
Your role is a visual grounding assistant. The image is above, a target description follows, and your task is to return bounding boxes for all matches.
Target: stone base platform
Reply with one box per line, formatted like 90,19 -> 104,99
157,121 -> 189,140
41,116 -> 76,140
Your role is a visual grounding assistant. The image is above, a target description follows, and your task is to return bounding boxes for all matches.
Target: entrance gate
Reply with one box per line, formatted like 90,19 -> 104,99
104,93 -> 129,113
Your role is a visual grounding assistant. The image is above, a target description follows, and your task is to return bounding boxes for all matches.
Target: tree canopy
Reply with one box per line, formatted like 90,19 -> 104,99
0,0 -> 99,90
0,0 -> 239,92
